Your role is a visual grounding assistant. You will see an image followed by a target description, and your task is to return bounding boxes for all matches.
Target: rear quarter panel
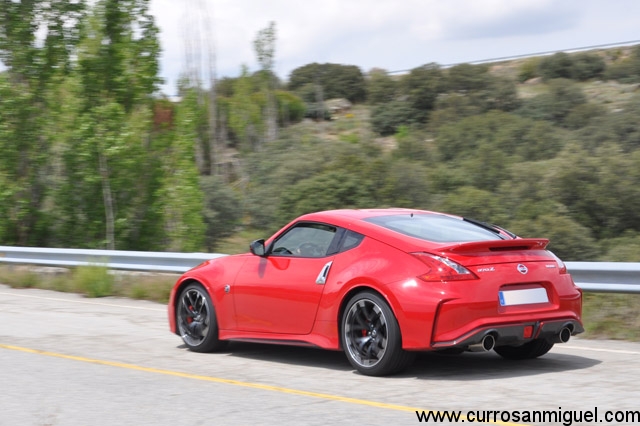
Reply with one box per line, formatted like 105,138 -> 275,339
315,236 -> 444,349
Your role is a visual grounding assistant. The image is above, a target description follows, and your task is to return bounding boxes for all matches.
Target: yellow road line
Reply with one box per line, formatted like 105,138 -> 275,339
0,343 -> 526,425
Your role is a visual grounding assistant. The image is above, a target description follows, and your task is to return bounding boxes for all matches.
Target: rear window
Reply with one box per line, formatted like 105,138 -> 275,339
363,214 -> 504,243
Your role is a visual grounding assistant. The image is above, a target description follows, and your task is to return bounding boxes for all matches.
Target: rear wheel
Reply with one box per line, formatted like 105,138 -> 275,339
341,291 -> 415,376
177,283 -> 227,352
494,339 -> 554,360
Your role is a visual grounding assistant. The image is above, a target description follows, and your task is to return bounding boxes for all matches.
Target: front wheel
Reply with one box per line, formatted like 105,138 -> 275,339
176,283 -> 227,352
494,339 -> 554,360
341,291 -> 415,376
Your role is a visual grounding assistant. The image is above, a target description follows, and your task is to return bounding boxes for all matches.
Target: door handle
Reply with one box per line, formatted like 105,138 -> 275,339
315,261 -> 333,285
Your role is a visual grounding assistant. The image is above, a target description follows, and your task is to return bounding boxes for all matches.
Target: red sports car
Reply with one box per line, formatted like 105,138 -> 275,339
168,209 -> 583,376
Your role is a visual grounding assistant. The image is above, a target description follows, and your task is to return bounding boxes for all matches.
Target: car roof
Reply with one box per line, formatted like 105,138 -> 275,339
290,209 -> 464,251
300,208 -> 457,221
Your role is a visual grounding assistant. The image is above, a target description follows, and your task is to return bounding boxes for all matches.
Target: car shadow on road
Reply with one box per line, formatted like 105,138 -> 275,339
222,341 -> 353,371
209,342 -> 600,379
401,350 -> 601,380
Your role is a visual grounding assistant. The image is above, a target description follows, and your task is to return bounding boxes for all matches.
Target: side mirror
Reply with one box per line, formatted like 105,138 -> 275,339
249,239 -> 266,256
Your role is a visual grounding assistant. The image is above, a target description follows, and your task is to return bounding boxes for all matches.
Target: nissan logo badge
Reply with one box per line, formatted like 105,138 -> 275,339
517,264 -> 528,274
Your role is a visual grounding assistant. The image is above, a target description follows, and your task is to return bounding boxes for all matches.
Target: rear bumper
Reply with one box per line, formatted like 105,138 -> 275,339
431,319 -> 584,349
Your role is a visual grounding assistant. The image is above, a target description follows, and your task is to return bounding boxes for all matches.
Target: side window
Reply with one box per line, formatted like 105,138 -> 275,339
271,223 -> 337,258
340,230 -> 364,253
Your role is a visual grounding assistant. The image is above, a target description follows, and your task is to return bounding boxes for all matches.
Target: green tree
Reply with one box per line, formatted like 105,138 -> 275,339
277,170 -> 374,222
50,0 -> 163,249
435,111 -> 559,163
0,0 -> 86,246
436,186 -> 508,225
576,93 -> 640,152
446,63 -> 490,92
288,63 -> 366,103
228,65 -> 263,151
604,45 -> 640,84
399,63 -> 445,121
538,52 -> 573,81
366,68 -> 397,104
370,100 -> 417,136
156,87 -> 206,251
517,57 -> 541,82
0,0 -> 85,85
77,0 -> 161,112
600,231 -> 640,261
571,52 -> 606,81
275,90 -> 306,126
200,175 -> 242,251
507,215 -> 598,261
435,66 -> 519,119
517,78 -> 586,125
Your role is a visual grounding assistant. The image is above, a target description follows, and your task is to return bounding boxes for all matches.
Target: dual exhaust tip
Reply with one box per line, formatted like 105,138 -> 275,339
551,326 -> 572,344
468,326 -> 572,352
468,334 -> 496,352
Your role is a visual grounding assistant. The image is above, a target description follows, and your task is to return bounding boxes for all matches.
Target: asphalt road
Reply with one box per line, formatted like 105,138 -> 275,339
1,284 -> 639,426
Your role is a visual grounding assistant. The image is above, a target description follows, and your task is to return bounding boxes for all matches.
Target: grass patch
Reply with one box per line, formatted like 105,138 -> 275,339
71,265 -> 114,297
0,265 -> 177,304
581,292 -> 640,340
0,268 -> 39,288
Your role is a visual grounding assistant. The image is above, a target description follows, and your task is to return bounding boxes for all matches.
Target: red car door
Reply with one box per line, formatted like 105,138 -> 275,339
233,255 -> 335,334
232,222 -> 339,335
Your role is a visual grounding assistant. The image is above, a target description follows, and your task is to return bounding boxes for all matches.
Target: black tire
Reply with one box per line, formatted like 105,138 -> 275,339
341,291 -> 415,376
494,339 -> 554,360
176,283 -> 227,352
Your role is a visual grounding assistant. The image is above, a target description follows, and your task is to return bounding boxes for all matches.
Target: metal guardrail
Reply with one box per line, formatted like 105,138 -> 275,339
0,246 -> 639,293
0,246 -> 224,273
565,261 -> 640,294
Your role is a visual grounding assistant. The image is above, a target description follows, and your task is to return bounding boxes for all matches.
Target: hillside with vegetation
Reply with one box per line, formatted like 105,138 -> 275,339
1,1 -> 640,263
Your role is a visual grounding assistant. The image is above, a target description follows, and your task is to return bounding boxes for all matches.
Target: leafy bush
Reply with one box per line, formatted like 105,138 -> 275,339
288,63 -> 366,103
370,100 -> 418,135
599,231 -> 640,262
563,103 -> 606,129
366,68 -> 398,105
538,52 -> 574,80
200,175 -> 242,251
400,63 -> 446,120
604,45 -> 640,83
507,214 -> 598,261
571,52 -> 606,81
72,265 -> 114,298
275,90 -> 306,125
277,170 -> 375,222
517,58 -> 541,82
516,79 -> 585,124
446,63 -> 490,92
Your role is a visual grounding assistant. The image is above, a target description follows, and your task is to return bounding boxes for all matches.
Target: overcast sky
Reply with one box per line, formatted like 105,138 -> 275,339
149,0 -> 640,95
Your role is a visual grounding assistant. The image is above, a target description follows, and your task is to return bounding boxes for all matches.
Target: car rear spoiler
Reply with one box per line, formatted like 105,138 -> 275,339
441,238 -> 550,254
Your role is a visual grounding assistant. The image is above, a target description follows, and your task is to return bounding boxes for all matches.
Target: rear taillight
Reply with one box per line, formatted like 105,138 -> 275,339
549,251 -> 568,274
411,252 -> 478,282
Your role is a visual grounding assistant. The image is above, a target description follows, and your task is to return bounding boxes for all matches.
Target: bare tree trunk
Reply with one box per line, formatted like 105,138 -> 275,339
98,152 -> 115,250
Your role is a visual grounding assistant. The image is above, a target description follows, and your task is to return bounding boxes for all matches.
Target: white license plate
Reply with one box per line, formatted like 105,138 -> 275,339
499,288 -> 549,306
